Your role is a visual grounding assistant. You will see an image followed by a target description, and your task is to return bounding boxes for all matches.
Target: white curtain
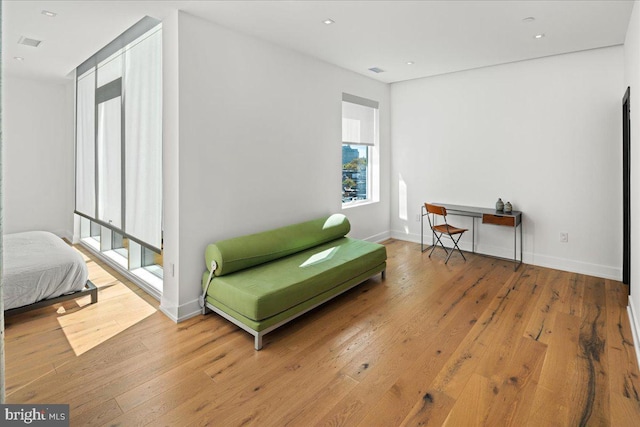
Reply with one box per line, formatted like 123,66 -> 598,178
75,23 -> 162,250
124,28 -> 162,249
97,97 -> 122,228
76,70 -> 96,217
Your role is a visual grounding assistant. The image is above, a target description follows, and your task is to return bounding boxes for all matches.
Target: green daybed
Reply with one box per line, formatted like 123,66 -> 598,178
200,213 -> 387,350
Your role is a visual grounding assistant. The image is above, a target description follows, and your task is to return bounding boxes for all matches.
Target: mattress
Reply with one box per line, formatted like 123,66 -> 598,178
2,231 -> 89,310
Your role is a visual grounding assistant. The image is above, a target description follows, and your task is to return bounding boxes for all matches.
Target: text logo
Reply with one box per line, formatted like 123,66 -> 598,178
1,405 -> 69,426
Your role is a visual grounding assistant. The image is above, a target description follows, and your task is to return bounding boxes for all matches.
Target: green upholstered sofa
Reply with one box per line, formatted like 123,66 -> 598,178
200,214 -> 387,350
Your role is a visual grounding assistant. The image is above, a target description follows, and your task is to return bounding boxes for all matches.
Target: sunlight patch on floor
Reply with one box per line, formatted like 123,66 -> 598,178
57,282 -> 156,356
56,252 -> 158,356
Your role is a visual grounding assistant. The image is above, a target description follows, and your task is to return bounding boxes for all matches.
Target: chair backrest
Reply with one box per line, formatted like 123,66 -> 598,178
425,203 -> 447,217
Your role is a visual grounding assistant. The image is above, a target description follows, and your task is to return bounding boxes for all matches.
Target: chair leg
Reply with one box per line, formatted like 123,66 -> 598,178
428,235 -> 438,257
453,234 -> 466,261
429,232 -> 447,258
445,234 -> 466,264
428,231 -> 438,257
444,239 -> 456,263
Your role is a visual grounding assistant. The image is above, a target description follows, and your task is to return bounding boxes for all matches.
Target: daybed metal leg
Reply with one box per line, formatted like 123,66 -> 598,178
255,334 -> 263,351
87,280 -> 98,304
381,270 -> 386,280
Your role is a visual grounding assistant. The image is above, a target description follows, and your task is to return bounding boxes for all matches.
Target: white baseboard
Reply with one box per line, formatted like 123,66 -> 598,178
628,296 -> 640,369
159,298 -> 202,323
390,230 -> 621,281
159,300 -> 202,323
365,230 -> 392,243
391,230 -> 517,260
391,230 -> 488,253
391,230 -> 422,245
157,305 -> 178,322
529,253 -> 620,281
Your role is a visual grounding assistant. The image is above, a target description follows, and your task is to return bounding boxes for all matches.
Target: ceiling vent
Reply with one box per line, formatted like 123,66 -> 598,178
368,67 -> 385,73
18,36 -> 42,48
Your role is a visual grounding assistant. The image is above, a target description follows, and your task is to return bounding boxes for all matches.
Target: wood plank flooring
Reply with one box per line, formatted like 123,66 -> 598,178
4,239 -> 640,426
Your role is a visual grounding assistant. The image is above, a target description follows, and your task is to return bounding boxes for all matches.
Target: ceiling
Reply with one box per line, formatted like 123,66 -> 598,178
2,0 -> 635,84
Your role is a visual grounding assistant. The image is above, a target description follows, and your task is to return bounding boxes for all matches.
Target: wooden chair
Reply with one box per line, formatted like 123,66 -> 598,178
424,203 -> 468,263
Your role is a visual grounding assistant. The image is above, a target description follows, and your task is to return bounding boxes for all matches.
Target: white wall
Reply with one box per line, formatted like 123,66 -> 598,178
166,12 -> 391,320
624,0 -> 640,360
158,9 -> 182,320
391,46 -> 624,279
2,77 -> 75,239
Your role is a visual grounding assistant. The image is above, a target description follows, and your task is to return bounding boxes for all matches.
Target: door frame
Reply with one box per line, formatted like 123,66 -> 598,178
623,86 -> 631,287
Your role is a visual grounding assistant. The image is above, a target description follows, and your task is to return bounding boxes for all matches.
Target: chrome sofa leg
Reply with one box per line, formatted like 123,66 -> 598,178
255,334 -> 263,350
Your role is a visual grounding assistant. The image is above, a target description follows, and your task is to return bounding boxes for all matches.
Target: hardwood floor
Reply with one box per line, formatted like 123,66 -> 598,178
4,239 -> 640,426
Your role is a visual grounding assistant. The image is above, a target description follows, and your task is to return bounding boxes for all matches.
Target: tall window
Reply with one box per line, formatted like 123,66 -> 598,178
75,17 -> 162,252
342,94 -> 379,206
75,17 -> 163,294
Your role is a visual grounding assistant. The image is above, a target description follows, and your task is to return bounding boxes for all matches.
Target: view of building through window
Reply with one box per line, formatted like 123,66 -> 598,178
342,144 -> 369,202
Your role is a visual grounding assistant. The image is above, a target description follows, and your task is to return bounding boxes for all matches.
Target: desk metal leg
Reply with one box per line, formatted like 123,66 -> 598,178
420,210 -> 423,251
512,222 -> 523,271
472,217 -> 476,253
520,221 -> 523,265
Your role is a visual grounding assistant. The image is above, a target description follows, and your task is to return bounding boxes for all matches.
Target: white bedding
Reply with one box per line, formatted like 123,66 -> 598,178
2,231 -> 89,310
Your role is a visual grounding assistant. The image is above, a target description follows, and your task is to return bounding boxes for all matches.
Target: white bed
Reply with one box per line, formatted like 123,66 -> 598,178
2,231 -> 92,311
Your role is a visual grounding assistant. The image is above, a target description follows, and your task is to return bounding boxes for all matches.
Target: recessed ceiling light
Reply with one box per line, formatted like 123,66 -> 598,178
323,18 -> 335,25
534,33 -> 545,39
522,17 -> 535,23
406,61 -> 415,65
41,10 -> 57,17
14,56 -> 24,61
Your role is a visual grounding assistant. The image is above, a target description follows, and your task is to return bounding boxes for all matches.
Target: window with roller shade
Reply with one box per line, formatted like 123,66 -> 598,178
342,93 -> 379,206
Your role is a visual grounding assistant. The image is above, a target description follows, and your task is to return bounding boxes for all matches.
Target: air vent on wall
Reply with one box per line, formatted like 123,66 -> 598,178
18,36 -> 42,47
368,67 -> 385,73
